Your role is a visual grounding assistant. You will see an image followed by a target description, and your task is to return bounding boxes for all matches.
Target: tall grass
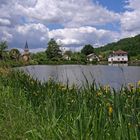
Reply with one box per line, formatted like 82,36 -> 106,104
0,68 -> 140,140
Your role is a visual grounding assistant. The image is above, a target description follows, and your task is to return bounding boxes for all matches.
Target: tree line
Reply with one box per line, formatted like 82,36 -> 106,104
0,39 -> 97,67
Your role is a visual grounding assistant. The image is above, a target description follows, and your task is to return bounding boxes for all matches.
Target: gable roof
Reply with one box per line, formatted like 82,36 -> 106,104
112,50 -> 127,55
87,53 -> 97,58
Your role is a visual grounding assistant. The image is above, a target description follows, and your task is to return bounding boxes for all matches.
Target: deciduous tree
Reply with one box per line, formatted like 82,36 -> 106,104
0,41 -> 8,60
81,44 -> 94,55
46,39 -> 62,59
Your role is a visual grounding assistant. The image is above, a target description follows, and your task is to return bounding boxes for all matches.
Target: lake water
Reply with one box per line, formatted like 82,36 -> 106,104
19,65 -> 140,90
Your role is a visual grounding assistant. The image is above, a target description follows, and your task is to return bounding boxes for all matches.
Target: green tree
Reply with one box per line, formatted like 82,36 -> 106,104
71,52 -> 87,63
46,39 -> 62,59
81,44 -> 94,55
31,52 -> 47,64
9,48 -> 20,61
0,41 -> 8,60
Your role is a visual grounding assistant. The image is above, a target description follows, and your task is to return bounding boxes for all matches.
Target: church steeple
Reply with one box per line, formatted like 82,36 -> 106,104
22,41 -> 30,62
24,41 -> 29,52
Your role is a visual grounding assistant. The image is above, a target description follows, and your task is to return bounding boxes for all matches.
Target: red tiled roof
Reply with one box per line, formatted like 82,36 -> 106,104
112,50 -> 128,55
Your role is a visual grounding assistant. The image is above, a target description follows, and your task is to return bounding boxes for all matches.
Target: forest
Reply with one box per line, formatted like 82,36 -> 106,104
95,34 -> 140,60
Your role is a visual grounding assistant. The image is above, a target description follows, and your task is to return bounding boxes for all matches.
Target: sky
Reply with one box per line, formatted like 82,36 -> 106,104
0,0 -> 140,52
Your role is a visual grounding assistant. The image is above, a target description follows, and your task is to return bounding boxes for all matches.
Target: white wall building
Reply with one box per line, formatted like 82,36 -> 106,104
87,53 -> 100,62
108,50 -> 128,63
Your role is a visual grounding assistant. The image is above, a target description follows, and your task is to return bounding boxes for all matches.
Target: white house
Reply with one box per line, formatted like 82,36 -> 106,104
87,53 -> 100,62
108,50 -> 128,63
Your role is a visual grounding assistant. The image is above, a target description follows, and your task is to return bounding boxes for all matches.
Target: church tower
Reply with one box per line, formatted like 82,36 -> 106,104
24,41 -> 29,53
22,41 -> 30,62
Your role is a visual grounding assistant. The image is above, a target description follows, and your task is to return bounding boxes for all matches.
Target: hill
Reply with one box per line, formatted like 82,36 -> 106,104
95,34 -> 140,60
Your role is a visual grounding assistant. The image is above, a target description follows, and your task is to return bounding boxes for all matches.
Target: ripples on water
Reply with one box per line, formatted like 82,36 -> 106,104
19,65 -> 140,90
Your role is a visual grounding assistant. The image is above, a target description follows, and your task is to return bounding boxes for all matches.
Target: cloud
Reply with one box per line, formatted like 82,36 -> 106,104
0,0 -> 140,52
49,26 -> 119,47
15,0 -> 120,27
121,0 -> 140,37
0,23 -> 49,49
0,18 -> 11,26
125,0 -> 140,10
13,23 -> 49,48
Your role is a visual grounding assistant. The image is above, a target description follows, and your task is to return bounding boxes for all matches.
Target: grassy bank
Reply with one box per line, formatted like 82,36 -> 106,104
0,68 -> 140,140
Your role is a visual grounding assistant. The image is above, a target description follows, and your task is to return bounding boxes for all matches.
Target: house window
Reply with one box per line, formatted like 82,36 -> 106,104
118,58 -> 120,61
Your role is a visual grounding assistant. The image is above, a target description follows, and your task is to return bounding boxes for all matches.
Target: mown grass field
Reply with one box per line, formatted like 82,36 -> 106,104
0,67 -> 140,140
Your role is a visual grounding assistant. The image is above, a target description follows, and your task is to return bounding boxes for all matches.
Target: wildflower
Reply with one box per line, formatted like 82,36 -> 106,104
31,80 -> 34,85
104,85 -> 110,93
128,83 -> 134,90
71,99 -> 74,103
97,92 -> 102,96
108,106 -> 113,116
33,92 -> 38,96
128,123 -> 131,127
48,76 -> 52,81
106,103 -> 110,107
137,81 -> 140,86
61,87 -> 67,91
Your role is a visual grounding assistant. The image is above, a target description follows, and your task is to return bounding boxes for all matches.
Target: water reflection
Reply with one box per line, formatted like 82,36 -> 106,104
19,65 -> 140,90
108,63 -> 128,66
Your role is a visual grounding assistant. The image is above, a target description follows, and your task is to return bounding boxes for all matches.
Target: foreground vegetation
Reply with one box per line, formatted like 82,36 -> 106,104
0,67 -> 140,140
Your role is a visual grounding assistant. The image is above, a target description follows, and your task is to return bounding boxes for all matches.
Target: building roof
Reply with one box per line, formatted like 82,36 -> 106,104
112,50 -> 128,55
25,41 -> 29,49
87,53 -> 97,58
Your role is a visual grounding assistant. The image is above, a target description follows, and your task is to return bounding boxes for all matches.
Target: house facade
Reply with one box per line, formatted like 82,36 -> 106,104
108,50 -> 128,63
87,53 -> 100,62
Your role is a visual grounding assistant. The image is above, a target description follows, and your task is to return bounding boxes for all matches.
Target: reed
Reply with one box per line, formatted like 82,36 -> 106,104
0,68 -> 140,140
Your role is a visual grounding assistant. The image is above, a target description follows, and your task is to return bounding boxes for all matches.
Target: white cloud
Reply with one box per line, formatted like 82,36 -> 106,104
15,0 -> 120,27
1,31 -> 13,41
121,0 -> 140,37
14,23 -> 49,48
125,0 -> 140,10
49,26 -> 119,47
0,23 -> 49,49
0,18 -> 11,26
0,0 -> 140,51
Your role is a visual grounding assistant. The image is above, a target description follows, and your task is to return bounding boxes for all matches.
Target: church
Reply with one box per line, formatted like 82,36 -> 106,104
22,41 -> 30,62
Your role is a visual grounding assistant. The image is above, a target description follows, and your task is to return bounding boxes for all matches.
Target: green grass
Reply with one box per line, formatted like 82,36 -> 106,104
0,68 -> 140,140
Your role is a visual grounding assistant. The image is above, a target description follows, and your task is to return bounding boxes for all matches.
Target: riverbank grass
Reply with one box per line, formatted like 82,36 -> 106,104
0,68 -> 140,140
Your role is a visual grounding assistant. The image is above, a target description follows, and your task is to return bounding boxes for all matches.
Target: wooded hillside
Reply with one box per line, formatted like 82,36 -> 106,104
95,34 -> 140,60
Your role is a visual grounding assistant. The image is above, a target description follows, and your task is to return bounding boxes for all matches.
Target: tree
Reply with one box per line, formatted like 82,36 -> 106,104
71,52 -> 87,63
31,52 -> 47,64
46,39 -> 62,59
9,48 -> 20,61
81,44 -> 94,56
0,41 -> 8,59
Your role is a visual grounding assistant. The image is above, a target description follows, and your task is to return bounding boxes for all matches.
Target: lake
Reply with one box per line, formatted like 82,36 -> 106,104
19,65 -> 140,90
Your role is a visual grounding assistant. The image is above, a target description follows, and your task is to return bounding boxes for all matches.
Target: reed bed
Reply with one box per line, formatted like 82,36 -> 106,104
0,68 -> 140,140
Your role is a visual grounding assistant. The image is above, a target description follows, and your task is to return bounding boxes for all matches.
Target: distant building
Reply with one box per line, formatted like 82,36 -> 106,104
108,50 -> 128,63
22,41 -> 30,62
63,54 -> 71,60
87,53 -> 100,62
